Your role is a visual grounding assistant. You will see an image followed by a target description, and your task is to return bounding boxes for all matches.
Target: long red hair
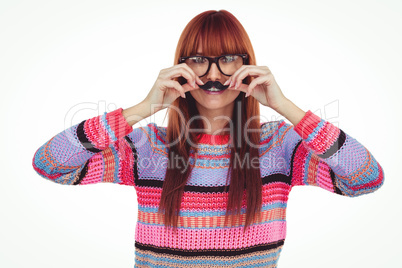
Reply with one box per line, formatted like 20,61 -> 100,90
158,10 -> 262,233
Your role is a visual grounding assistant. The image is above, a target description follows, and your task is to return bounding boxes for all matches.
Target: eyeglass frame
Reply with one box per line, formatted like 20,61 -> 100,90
178,54 -> 249,77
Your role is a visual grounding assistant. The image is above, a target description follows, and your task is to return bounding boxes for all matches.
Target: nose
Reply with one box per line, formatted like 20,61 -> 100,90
206,62 -> 222,81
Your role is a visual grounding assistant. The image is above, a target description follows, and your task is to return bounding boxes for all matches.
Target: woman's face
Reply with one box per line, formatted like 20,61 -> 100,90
188,44 -> 241,113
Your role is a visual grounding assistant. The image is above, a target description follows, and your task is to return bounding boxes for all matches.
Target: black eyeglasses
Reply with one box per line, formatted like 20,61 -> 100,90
179,54 -> 248,77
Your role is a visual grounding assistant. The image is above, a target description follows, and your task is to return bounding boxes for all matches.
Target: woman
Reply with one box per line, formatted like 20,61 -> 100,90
32,10 -> 384,268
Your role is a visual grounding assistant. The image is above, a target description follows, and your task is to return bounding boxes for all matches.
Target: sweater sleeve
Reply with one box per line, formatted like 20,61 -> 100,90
279,110 -> 384,197
32,107 -> 155,186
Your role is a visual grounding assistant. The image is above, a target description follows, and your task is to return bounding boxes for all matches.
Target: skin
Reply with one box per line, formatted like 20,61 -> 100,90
188,44 -> 242,135
123,44 -> 307,133
225,63 -> 307,127
189,43 -> 306,133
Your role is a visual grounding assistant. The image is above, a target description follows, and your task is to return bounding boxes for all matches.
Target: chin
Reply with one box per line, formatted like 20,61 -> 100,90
189,89 -> 241,111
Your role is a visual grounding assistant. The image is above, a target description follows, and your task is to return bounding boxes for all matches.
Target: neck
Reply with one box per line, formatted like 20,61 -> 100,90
195,102 -> 234,135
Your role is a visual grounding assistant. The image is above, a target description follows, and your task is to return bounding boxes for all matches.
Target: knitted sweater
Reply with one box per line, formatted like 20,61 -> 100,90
32,108 -> 384,268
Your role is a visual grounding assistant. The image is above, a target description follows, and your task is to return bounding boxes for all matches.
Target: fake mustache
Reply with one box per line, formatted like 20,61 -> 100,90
198,80 -> 229,91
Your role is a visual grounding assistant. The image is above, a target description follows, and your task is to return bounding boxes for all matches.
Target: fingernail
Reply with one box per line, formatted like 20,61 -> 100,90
193,81 -> 196,88
198,79 -> 204,85
229,81 -> 234,88
235,82 -> 238,89
245,92 -> 249,97
223,80 -> 229,86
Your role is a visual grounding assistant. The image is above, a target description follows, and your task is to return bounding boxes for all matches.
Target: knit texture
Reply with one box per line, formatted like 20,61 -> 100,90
32,108 -> 384,267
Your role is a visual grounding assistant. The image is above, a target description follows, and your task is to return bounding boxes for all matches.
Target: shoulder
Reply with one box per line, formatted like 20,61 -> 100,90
127,122 -> 167,149
259,119 -> 297,152
260,119 -> 289,141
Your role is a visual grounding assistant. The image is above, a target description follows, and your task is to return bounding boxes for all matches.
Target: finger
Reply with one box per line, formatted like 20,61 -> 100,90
180,63 -> 204,86
171,63 -> 203,88
227,65 -> 247,88
232,67 -> 268,90
246,76 -> 266,97
181,82 -> 196,93
226,65 -> 271,89
228,82 -> 248,95
231,83 -> 248,94
229,65 -> 260,88
168,67 -> 196,88
164,80 -> 186,99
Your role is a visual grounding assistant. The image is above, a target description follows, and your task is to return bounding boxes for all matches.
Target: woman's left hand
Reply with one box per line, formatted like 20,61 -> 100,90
224,65 -> 288,111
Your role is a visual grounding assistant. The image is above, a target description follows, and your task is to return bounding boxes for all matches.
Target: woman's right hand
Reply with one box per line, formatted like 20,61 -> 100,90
143,63 -> 204,113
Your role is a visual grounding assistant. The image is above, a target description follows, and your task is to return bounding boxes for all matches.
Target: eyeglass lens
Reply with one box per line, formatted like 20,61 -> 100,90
184,55 -> 243,76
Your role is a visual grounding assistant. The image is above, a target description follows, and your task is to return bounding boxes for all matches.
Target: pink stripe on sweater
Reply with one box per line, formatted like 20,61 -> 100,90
80,154 -> 103,184
135,220 -> 286,250
293,110 -> 321,139
84,115 -> 110,150
316,161 -> 335,192
291,142 -> 309,186
136,183 -> 290,208
305,121 -> 340,155
106,108 -> 133,140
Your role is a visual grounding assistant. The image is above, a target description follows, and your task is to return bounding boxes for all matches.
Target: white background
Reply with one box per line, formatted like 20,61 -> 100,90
1,0 -> 401,267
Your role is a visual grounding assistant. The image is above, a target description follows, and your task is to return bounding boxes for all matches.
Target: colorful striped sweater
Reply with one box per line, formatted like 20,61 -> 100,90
32,108 -> 384,268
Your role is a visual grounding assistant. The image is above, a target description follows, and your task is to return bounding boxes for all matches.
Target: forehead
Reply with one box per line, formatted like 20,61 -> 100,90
196,43 -> 223,56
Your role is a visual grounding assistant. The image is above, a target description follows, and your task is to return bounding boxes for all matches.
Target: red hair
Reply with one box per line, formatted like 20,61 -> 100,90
158,10 -> 262,233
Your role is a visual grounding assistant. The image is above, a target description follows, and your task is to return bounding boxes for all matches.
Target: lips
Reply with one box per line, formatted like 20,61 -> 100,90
201,87 -> 227,95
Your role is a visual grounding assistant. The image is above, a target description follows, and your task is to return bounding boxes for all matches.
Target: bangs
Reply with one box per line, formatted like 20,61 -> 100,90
176,10 -> 255,65
187,13 -> 248,57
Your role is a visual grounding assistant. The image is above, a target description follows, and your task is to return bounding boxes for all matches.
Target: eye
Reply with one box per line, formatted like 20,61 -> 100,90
189,56 -> 207,64
221,55 -> 237,63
